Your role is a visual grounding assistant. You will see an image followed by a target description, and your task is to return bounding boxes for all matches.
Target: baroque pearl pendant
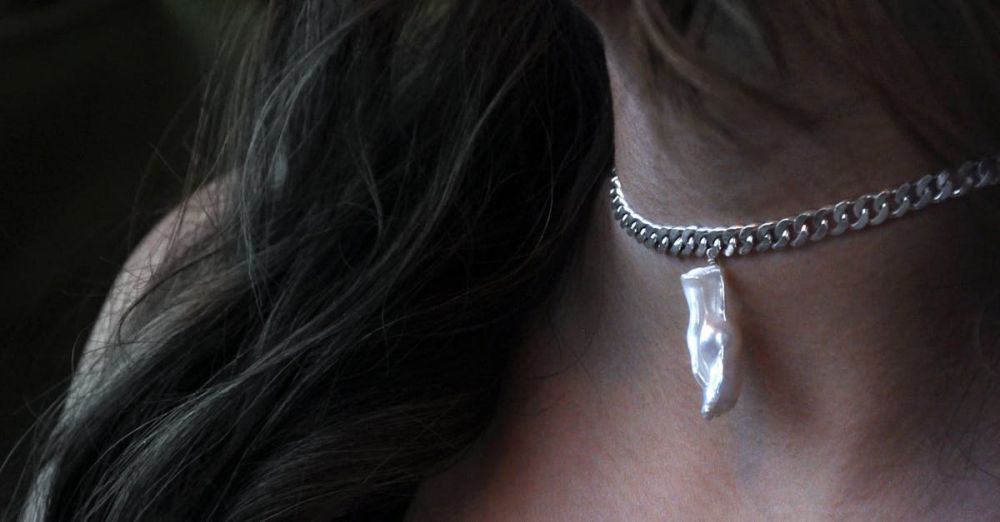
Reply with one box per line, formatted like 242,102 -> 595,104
680,263 -> 743,419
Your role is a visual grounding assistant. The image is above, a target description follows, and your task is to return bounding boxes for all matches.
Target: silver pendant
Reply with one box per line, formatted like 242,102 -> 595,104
680,262 -> 743,419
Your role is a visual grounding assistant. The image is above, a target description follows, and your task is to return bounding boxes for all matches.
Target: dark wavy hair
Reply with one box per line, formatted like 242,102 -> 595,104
20,1 -> 612,520
15,0 -> 1000,520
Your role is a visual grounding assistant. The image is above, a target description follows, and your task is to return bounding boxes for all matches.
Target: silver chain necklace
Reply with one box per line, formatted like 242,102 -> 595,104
609,155 -> 1000,419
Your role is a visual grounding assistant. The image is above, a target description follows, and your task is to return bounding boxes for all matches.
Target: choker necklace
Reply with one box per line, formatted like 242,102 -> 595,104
609,156 -> 999,419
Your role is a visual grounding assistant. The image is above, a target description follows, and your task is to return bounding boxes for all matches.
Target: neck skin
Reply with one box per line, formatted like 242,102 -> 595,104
408,14 -> 1000,522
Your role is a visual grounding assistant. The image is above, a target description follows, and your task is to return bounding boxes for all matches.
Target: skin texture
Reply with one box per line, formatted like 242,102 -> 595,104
407,6 -> 1000,521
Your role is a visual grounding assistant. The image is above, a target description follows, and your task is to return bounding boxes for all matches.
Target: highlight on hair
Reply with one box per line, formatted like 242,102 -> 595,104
13,0 -> 1000,520
17,1 -> 612,520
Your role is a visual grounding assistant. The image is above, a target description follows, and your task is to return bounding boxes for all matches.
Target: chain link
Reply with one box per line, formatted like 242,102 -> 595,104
610,156 -> 1000,259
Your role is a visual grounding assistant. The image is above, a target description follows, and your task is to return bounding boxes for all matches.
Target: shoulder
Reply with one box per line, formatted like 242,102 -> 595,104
85,184 -> 223,350
68,181 -> 226,417
21,182 -> 227,521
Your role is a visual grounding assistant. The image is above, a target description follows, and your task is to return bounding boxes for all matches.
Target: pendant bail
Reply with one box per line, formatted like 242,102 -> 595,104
609,153 -> 1000,419
706,245 -> 720,264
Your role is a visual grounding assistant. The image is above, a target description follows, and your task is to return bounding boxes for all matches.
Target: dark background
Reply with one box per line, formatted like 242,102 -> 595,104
0,0 -> 222,504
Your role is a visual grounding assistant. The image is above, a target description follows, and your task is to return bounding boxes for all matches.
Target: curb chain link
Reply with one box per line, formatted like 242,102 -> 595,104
610,156 -> 1000,259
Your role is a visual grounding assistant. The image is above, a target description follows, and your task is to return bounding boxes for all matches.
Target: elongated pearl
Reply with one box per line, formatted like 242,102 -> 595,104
680,263 -> 743,419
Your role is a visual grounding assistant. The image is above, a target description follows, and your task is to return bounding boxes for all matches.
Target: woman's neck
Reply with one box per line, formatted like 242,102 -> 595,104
408,33 -> 1000,522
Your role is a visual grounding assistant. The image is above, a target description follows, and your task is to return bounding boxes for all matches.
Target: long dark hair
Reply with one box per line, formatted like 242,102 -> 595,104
18,0 -> 1000,520
21,1 -> 612,520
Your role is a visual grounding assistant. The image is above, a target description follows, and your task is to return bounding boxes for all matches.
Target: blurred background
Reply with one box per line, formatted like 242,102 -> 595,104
0,0 -> 225,503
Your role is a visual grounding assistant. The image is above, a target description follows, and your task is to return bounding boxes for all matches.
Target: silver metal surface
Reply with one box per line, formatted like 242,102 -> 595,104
612,155 -> 999,419
610,156 -> 999,259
